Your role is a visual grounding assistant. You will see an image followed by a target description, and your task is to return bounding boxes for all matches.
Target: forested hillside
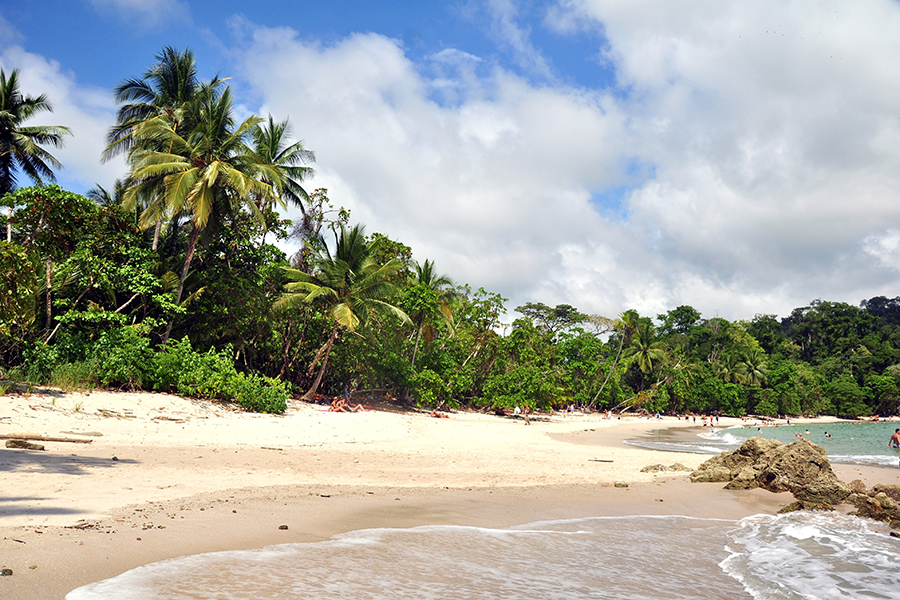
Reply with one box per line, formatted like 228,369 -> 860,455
2,49 -> 899,418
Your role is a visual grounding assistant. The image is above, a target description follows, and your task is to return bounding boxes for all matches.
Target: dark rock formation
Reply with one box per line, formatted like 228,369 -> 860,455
690,437 -> 850,506
847,483 -> 900,529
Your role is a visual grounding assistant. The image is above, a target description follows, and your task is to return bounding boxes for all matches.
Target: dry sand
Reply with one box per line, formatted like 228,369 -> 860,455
0,389 -> 897,599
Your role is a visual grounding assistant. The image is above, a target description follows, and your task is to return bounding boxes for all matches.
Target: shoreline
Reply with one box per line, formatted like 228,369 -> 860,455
1,390 -> 898,599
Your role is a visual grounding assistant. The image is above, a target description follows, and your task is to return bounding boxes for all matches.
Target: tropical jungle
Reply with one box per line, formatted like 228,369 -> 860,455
2,48 -> 899,419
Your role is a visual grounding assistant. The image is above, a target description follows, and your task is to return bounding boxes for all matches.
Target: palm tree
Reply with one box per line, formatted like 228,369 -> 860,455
105,47 -> 221,250
249,115 -> 315,245
274,223 -> 410,400
125,86 -> 280,341
103,46 -> 211,159
716,353 -> 745,384
0,68 -> 71,240
250,115 -> 315,212
407,259 -> 455,368
623,321 -> 667,379
589,309 -> 638,408
737,347 -> 769,386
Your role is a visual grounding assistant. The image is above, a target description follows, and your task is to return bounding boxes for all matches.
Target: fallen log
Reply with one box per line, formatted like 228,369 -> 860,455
0,433 -> 93,444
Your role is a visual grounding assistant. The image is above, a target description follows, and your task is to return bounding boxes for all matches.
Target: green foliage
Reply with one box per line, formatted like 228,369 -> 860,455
90,326 -> 153,389
412,368 -> 449,407
49,360 -> 99,392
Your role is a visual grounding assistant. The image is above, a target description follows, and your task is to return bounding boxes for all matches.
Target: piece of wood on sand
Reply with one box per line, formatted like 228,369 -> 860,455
0,433 -> 93,444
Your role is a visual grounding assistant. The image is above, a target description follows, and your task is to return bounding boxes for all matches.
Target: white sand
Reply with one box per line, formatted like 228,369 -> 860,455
0,389 -> 896,599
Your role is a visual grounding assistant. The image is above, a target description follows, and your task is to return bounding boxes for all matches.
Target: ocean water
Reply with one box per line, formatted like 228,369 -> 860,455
66,513 -> 900,599
626,421 -> 900,467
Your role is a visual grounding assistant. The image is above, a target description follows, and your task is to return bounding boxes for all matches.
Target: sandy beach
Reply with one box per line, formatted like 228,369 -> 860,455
1,390 -> 897,600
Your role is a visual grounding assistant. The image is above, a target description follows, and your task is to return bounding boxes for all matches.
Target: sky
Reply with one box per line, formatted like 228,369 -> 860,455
3,0 -> 900,324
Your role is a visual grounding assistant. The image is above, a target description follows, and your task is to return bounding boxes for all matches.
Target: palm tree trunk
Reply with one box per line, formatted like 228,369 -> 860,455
44,258 -> 52,332
302,323 -> 339,401
410,323 -> 423,368
590,331 -> 626,408
162,225 -> 200,343
152,218 -> 162,251
6,206 -> 11,242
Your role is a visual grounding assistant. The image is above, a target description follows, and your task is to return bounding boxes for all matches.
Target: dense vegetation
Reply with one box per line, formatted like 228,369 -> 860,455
2,49 -> 899,419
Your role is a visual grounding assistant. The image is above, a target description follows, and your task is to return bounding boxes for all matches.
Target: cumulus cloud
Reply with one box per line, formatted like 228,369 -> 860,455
226,1 -> 900,322
0,46 -> 125,193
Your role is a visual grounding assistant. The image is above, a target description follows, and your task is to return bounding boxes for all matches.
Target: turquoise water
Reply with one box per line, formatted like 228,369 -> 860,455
65,513 -> 900,599
627,421 -> 900,467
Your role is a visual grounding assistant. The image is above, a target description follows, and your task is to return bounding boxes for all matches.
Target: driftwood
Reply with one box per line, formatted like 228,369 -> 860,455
0,433 -> 93,444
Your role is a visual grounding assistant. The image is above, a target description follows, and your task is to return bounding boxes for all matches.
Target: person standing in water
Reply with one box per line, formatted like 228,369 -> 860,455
890,429 -> 900,467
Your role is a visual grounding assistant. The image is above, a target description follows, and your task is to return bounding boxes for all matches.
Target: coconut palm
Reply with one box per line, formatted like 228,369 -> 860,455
0,68 -> 71,240
103,46 -> 213,159
407,259 -> 455,368
737,346 -> 769,386
716,353 -> 745,384
125,86 -> 280,340
589,309 -> 638,408
274,223 -> 410,400
623,321 -> 667,376
105,47 -> 222,250
250,115 -> 315,212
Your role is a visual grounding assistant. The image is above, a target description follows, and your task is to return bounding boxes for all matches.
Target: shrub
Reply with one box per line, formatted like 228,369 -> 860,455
226,372 -> 289,414
49,360 -> 99,392
90,326 -> 153,389
150,337 -> 287,414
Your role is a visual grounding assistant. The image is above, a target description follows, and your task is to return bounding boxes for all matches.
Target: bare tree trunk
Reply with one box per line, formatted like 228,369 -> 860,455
590,331 -> 626,408
6,206 -> 11,242
44,258 -> 52,331
152,218 -> 162,251
410,324 -> 423,368
301,323 -> 340,401
163,225 -> 200,343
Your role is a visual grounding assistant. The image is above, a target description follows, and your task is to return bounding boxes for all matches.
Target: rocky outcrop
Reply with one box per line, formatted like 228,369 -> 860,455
690,437 -> 851,506
640,463 -> 692,473
847,483 -> 900,529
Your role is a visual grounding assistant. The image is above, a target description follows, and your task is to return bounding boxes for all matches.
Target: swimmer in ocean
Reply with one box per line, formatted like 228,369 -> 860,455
890,429 -> 900,467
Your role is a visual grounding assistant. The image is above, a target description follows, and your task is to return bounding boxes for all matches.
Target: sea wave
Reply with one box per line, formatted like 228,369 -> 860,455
721,511 -> 900,599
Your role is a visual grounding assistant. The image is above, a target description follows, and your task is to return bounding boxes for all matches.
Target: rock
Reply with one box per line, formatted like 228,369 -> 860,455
640,463 -> 692,473
850,489 -> 900,529
690,437 -> 850,507
847,479 -> 867,494
873,484 -> 900,503
690,466 -> 733,483
278,525 -> 289,530
0,568 -> 11,576
5,440 -> 44,450
614,481 -> 628,488
724,465 -> 762,490
640,464 -> 668,473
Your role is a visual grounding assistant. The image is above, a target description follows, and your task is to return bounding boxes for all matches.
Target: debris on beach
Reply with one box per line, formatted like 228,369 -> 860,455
640,463 -> 692,473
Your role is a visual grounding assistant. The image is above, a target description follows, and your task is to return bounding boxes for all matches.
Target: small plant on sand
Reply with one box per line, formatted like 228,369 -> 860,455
74,402 -> 83,412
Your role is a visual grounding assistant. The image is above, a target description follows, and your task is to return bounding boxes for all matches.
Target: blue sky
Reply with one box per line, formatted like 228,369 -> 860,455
3,1 -> 900,322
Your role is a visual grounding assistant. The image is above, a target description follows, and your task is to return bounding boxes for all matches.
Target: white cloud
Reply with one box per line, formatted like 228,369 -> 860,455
229,1 -> 900,321
0,46 -> 125,193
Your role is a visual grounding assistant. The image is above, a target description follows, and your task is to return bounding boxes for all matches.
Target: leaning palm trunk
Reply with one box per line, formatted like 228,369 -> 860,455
589,331 -> 626,409
163,226 -> 200,343
410,323 -> 424,368
302,323 -> 339,401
